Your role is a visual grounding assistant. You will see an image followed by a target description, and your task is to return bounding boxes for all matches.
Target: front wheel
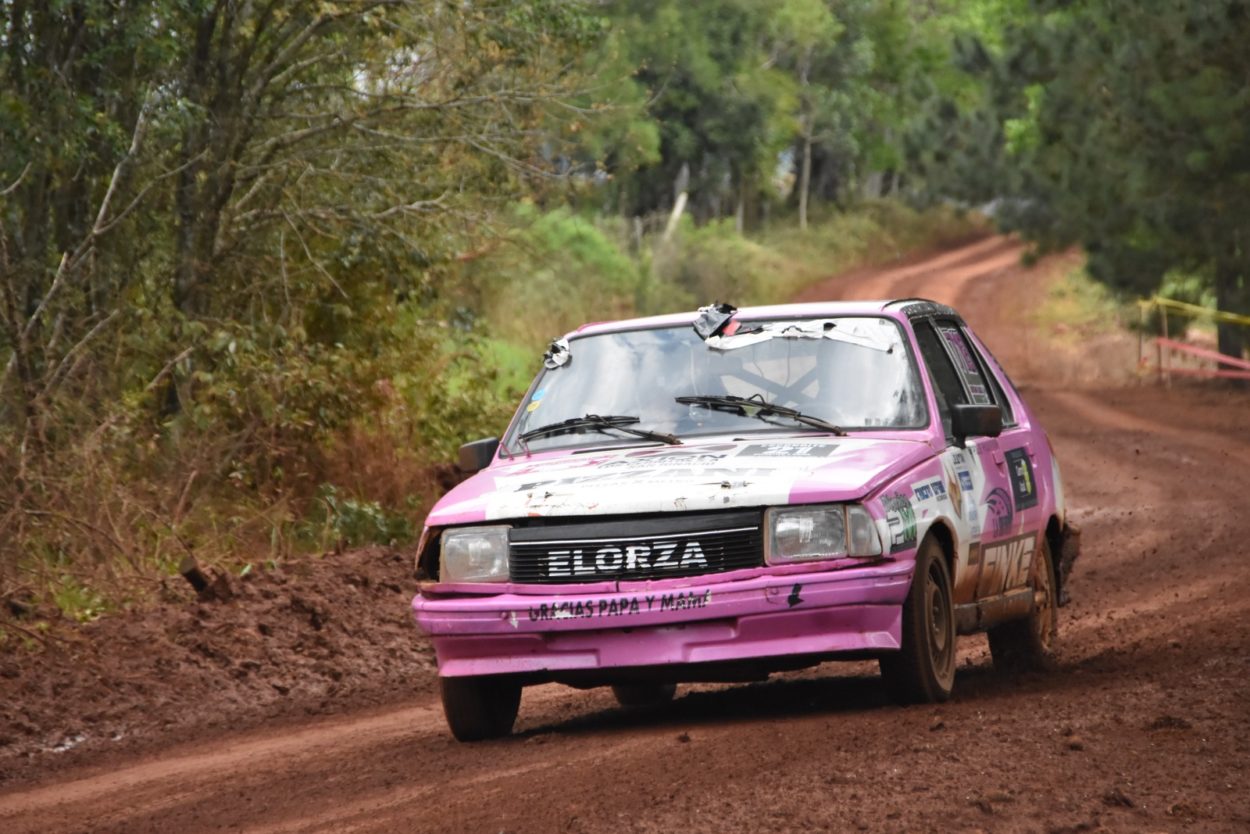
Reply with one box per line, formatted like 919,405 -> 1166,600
988,537 -> 1059,673
440,675 -> 522,742
880,537 -> 957,703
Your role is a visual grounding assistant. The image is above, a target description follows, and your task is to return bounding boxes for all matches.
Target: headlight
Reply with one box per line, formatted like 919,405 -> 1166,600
765,505 -> 882,565
440,526 -> 511,582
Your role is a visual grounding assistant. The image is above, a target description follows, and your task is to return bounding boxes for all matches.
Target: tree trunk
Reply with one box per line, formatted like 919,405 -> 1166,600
799,134 -> 812,232
797,48 -> 812,232
735,181 -> 745,234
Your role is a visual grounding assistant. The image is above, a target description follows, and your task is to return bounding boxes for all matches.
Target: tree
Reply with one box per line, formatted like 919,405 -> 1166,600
595,0 -> 794,223
919,0 -> 1250,359
0,0 -> 603,595
769,0 -> 841,229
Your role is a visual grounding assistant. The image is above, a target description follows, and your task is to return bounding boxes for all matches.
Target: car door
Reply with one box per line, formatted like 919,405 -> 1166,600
913,318 -> 1038,606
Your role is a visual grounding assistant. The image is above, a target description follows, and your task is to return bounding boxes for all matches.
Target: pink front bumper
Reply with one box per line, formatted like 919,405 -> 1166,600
411,561 -> 913,677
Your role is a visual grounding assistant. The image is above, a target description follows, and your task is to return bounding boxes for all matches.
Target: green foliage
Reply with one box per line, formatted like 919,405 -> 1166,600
468,200 -> 983,347
52,577 -> 109,624
462,206 -> 643,349
922,0 -> 1250,356
1034,267 -> 1131,346
308,486 -> 415,548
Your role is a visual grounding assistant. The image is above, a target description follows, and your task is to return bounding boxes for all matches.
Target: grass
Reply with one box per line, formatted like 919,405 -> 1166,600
1033,265 -> 1134,345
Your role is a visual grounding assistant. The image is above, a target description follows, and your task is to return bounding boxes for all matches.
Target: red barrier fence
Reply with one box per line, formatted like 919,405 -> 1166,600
1145,337 -> 1250,381
1137,297 -> 1250,383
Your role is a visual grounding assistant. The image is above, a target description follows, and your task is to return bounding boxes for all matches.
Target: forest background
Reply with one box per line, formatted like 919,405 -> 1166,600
2,0 -> 1248,624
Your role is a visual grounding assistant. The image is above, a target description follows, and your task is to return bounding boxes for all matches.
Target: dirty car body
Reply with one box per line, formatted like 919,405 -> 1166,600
411,300 -> 1079,740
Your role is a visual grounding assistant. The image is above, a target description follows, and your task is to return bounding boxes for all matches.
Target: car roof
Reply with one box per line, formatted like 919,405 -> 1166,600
570,298 -> 962,338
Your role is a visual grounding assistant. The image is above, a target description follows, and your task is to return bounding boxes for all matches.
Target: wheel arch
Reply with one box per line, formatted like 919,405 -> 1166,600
923,518 -> 957,580
1045,514 -> 1064,596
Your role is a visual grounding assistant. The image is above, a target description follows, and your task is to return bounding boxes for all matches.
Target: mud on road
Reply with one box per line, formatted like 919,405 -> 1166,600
3,237 -> 1250,833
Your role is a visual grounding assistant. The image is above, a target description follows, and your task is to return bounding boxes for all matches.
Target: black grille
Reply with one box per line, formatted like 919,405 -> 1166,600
509,509 -> 764,584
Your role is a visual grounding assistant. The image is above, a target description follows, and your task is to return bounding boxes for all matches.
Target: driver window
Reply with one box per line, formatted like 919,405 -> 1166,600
914,322 -> 967,439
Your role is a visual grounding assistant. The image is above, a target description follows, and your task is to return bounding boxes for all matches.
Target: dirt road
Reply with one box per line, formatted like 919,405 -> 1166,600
4,237 -> 1249,833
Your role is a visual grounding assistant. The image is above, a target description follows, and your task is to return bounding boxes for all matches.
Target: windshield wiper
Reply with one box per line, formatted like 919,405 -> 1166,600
518,414 -> 681,445
675,394 -> 846,436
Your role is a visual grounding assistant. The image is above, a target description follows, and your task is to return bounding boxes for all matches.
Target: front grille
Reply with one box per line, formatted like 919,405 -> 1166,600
509,509 -> 764,584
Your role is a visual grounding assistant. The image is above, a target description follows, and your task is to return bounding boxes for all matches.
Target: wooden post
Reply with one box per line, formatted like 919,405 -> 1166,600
1160,308 -> 1170,386
1138,303 -> 1145,375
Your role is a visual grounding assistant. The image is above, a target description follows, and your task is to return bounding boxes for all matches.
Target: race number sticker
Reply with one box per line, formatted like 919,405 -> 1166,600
1004,447 -> 1038,510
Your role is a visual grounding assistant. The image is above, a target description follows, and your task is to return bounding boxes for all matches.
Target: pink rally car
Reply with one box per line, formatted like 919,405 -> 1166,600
411,300 -> 1080,740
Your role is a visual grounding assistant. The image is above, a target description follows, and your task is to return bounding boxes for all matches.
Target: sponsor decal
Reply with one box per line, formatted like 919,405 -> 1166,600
1005,447 -> 1038,510
945,466 -> 963,520
967,500 -> 981,537
939,327 -> 993,406
739,443 -> 838,458
984,487 -> 1014,536
512,465 -> 778,493
545,541 -> 709,578
976,533 -> 1036,597
598,453 -> 727,470
957,470 -> 974,493
526,590 -> 712,623
910,478 -> 947,504
881,492 -> 917,553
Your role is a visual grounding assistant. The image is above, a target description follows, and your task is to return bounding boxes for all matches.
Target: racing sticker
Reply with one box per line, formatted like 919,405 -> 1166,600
938,326 -> 992,405
976,532 -> 1036,597
881,492 -> 917,553
984,487 -> 1014,537
1004,447 -> 1038,510
910,478 -> 947,504
525,590 -> 711,623
526,388 -> 546,413
739,443 -> 838,458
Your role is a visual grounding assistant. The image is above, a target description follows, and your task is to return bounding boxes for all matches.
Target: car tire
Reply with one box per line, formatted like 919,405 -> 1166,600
440,675 -> 522,742
880,537 -> 957,703
611,683 -> 677,708
987,537 -> 1059,673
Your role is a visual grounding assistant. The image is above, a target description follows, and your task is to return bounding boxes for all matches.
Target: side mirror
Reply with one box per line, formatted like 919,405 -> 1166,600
458,437 -> 500,474
951,404 -> 1002,440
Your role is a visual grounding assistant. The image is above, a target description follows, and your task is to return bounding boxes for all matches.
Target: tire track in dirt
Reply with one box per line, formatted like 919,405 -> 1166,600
1046,389 -> 1250,465
797,235 -> 1026,304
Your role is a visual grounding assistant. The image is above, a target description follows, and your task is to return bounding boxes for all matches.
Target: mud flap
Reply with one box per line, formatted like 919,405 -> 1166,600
1057,522 -> 1081,607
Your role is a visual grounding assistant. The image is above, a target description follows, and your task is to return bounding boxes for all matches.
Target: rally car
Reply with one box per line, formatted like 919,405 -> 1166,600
411,300 -> 1079,741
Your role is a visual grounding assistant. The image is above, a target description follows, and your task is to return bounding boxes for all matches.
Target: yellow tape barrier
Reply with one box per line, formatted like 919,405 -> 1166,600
1137,296 -> 1250,328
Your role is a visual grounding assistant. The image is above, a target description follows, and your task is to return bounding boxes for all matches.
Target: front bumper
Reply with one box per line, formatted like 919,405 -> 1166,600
411,561 -> 913,677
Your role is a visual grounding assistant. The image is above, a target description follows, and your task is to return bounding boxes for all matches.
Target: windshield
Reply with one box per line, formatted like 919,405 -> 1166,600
507,316 -> 927,452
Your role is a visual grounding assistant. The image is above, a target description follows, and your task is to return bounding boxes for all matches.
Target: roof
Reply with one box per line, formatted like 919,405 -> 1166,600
570,299 -> 950,339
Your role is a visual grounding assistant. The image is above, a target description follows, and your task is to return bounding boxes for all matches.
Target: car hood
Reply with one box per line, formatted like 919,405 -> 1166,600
426,435 -> 934,526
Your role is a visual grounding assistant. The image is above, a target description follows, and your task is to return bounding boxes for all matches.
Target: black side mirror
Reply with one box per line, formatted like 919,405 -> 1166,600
458,437 -> 500,474
951,404 -> 1003,441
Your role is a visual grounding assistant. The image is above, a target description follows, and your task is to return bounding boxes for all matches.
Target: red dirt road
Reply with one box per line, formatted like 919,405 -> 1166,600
4,237 -> 1250,833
